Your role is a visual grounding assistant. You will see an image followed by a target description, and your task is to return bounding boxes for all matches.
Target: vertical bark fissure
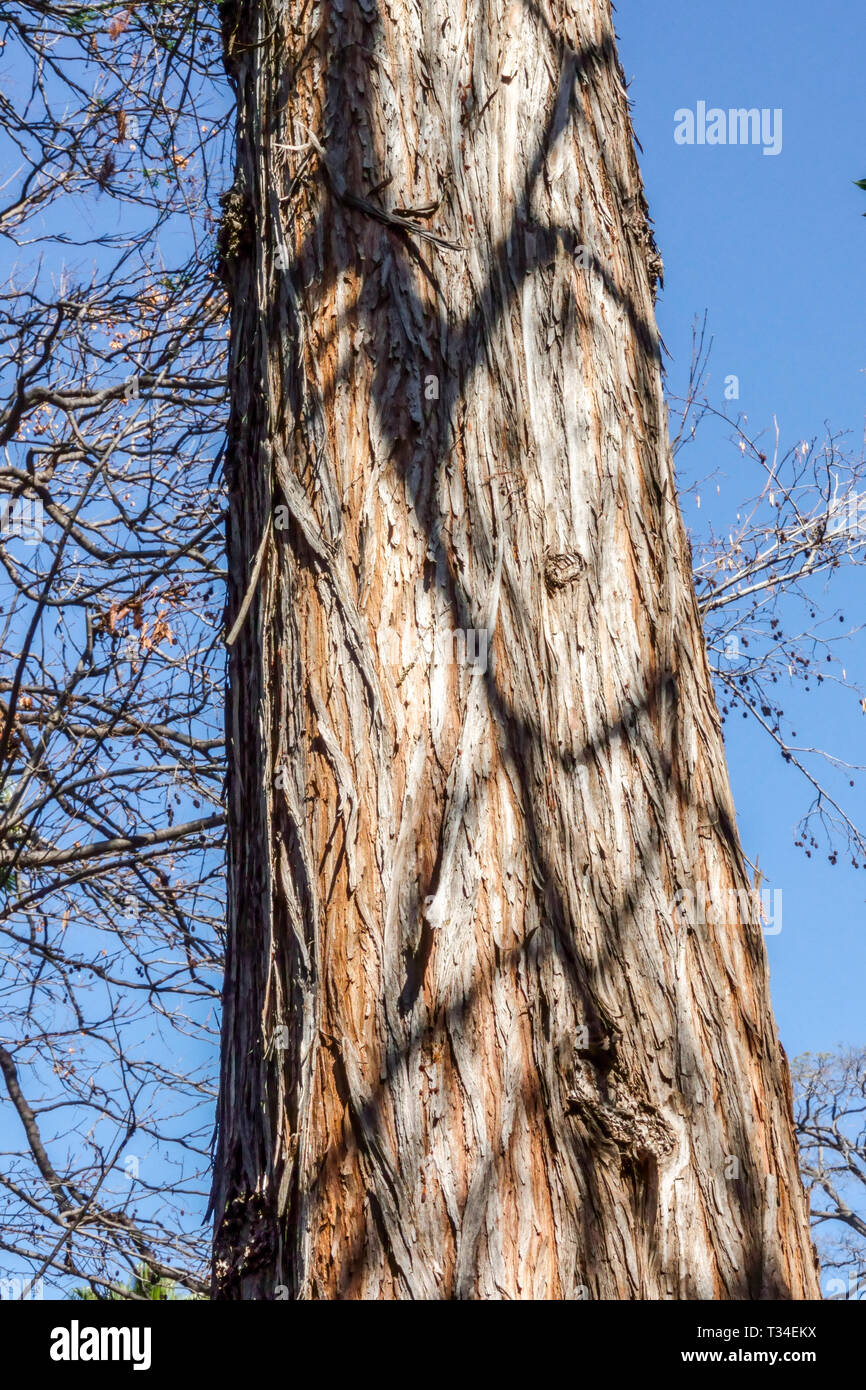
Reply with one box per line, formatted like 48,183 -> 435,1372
213,0 -> 820,1299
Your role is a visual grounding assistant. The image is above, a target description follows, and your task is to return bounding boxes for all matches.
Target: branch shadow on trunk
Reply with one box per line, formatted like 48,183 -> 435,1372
214,0 -> 804,1300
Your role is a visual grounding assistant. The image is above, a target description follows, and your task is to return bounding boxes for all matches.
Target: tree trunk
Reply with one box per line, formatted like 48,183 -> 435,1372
212,0 -> 820,1299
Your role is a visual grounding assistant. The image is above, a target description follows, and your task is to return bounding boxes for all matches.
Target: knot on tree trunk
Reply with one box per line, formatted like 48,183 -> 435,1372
544,549 -> 586,594
565,1069 -> 676,1165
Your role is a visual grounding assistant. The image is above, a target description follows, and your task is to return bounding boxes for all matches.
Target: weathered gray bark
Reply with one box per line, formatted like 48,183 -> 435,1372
212,0 -> 820,1299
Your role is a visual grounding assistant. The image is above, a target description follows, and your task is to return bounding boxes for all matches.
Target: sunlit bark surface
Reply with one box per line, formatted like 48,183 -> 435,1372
212,0 -> 820,1299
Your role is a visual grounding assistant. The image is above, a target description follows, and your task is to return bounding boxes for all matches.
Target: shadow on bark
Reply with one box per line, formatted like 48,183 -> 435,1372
213,0 -> 805,1301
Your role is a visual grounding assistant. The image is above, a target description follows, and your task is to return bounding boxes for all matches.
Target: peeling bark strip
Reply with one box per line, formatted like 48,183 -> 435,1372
213,0 -> 820,1299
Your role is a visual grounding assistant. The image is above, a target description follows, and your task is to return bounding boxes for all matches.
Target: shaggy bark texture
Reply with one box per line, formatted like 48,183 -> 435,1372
212,0 -> 820,1299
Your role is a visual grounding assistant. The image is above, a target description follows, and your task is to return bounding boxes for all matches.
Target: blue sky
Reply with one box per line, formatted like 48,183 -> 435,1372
617,0 -> 866,1057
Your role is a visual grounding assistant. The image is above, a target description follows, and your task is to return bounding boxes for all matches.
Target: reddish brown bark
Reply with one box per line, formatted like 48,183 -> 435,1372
212,0 -> 820,1299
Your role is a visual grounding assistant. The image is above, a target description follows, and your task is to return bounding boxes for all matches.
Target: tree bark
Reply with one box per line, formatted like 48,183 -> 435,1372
212,0 -> 820,1299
